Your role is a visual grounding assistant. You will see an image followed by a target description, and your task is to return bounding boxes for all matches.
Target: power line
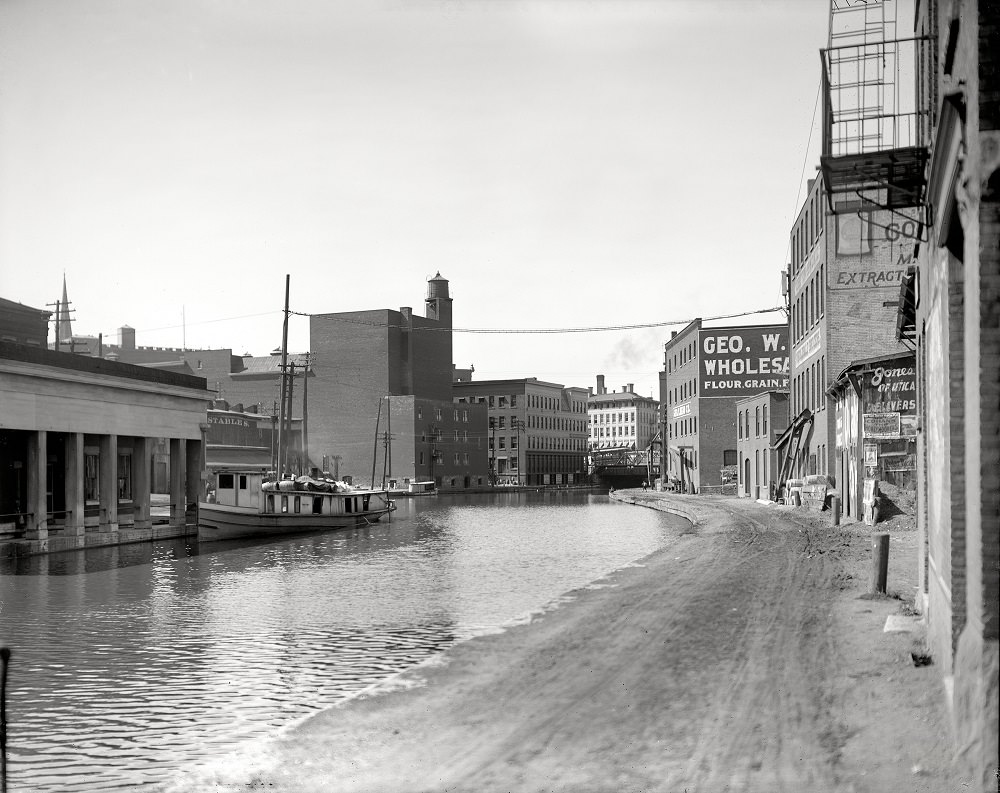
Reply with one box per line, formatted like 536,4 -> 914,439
293,306 -> 786,334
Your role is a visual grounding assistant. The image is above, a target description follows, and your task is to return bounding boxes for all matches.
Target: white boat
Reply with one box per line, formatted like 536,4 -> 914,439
199,469 -> 394,541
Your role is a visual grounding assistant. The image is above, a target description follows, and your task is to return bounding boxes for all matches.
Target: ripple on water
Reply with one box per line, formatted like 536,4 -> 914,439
0,492 -> 686,790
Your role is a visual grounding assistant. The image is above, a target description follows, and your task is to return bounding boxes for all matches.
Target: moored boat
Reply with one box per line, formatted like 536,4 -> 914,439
199,469 -> 394,541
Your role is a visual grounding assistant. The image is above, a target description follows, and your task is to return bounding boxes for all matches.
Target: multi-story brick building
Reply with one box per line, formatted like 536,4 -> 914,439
453,378 -> 589,486
587,375 -> 659,452
786,175 -> 916,489
309,274 -> 489,491
735,390 -> 789,500
659,318 -> 789,493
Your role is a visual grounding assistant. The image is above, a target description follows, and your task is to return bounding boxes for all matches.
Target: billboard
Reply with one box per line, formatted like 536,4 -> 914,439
861,358 -> 917,438
699,325 -> 789,398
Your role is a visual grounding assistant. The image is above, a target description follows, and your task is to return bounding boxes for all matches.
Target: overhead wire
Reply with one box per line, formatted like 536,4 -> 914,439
290,305 -> 786,334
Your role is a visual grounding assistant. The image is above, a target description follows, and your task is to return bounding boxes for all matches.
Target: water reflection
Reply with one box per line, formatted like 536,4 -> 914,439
0,491 -> 685,791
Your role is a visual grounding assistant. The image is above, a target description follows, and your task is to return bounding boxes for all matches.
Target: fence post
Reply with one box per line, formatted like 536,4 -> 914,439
831,495 -> 840,526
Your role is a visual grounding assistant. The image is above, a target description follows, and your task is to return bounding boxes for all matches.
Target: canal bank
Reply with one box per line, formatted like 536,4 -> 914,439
193,490 -> 968,792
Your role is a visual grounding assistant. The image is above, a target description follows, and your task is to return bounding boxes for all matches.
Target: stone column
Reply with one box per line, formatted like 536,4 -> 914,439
185,431 -> 203,526
132,436 -> 150,530
63,432 -> 85,536
169,438 -> 186,526
99,434 -> 118,533
25,430 -> 48,539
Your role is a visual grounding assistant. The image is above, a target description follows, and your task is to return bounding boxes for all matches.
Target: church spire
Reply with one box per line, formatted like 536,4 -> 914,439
58,273 -> 73,343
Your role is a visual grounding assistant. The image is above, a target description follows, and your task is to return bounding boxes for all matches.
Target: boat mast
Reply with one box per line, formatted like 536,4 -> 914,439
276,274 -> 290,479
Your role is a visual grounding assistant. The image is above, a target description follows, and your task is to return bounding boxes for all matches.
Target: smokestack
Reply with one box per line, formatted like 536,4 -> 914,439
596,374 -> 605,395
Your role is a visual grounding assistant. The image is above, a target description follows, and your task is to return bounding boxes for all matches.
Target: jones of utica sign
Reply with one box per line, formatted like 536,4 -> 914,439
699,325 -> 790,398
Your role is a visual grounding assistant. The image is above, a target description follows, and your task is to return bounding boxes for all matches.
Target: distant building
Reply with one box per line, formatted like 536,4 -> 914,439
659,318 -> 789,493
454,378 -> 589,486
0,297 -> 50,347
735,391 -> 789,500
587,375 -> 659,452
309,274 -> 490,491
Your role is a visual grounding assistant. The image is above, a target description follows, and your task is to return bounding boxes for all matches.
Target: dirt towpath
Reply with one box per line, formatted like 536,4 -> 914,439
218,493 -> 965,793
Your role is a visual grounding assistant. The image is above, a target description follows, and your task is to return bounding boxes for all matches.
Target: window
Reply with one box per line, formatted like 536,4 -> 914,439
419,451 -> 425,465
723,449 -> 737,466
453,409 -> 459,421
499,437 -> 506,449
499,416 -> 506,429
117,452 -> 132,500
435,407 -> 442,421
462,409 -> 468,422
511,395 -> 517,407
511,435 -> 518,449
454,453 -> 460,464
489,396 -> 495,408
417,407 -> 423,420
763,405 -> 768,435
499,395 -> 508,408
755,407 -> 760,438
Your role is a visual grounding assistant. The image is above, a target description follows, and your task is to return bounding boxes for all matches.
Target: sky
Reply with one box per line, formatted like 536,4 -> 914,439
0,0 -> 829,398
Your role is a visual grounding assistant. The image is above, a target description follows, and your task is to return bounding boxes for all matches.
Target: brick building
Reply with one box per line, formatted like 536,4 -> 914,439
453,378 -> 589,486
889,1 -> 998,786
587,375 -> 659,452
658,319 -> 789,493
786,176 -> 916,487
735,390 -> 789,500
309,274 -> 489,491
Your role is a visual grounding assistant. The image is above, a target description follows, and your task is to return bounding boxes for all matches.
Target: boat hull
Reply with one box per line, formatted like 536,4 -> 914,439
197,502 -> 393,541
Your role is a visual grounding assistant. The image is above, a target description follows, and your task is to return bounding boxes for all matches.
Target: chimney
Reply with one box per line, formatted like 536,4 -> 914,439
596,374 -> 606,395
626,383 -> 634,393
671,331 -> 678,339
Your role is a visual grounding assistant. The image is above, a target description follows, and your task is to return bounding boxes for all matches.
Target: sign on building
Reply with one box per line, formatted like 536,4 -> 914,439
699,325 -> 789,398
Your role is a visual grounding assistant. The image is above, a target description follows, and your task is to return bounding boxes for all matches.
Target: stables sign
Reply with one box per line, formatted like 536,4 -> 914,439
699,325 -> 790,398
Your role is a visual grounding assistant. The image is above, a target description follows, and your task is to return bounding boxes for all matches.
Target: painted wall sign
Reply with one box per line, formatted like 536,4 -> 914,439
208,415 -> 252,428
672,402 -> 691,418
699,325 -> 790,398
833,267 -> 910,289
792,326 -> 821,367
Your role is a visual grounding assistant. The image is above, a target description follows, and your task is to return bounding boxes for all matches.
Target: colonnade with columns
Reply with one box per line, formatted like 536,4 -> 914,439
19,429 -> 206,540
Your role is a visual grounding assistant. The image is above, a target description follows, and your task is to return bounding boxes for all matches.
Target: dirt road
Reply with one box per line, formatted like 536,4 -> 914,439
215,494 -> 963,792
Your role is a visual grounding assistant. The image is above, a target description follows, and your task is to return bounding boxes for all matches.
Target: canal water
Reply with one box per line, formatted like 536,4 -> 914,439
0,491 -> 687,791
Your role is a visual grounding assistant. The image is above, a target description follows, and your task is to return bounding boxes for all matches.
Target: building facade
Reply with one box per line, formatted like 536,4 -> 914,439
0,338 -> 211,557
309,274 -> 489,491
786,175 -> 916,488
453,378 -> 589,486
587,375 -> 659,452
893,1 -> 998,786
735,390 -> 789,500
659,319 -> 789,493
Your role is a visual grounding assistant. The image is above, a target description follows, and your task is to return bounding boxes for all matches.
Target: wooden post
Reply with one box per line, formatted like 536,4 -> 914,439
831,495 -> 840,526
870,532 -> 889,594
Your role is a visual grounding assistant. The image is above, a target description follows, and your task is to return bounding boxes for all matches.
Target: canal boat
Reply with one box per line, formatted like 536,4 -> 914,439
199,469 -> 395,541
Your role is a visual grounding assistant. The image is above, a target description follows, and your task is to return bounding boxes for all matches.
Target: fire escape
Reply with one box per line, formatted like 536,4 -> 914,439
819,0 -> 930,223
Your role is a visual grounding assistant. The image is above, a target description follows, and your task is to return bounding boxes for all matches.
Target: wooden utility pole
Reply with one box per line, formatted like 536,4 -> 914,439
276,274 -> 290,478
